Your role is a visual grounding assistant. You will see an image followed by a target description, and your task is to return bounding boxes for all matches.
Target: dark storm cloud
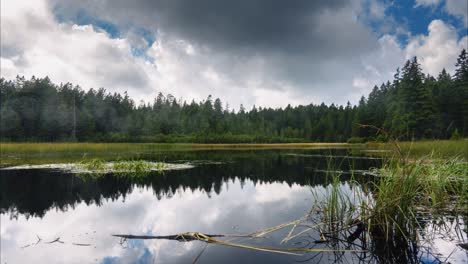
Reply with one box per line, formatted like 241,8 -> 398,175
51,0 -> 373,57
49,0 -> 381,105
129,0 -> 346,52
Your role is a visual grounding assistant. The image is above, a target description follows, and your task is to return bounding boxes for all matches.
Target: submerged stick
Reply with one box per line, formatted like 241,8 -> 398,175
113,231 -> 366,256
46,237 -> 64,244
112,233 -> 251,241
71,243 -> 92,246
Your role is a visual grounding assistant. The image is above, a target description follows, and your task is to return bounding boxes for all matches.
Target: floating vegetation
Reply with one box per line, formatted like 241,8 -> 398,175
1,159 -> 194,177
284,153 -> 382,160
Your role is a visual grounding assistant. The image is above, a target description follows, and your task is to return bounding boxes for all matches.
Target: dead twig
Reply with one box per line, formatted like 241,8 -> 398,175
71,243 -> 92,246
46,237 -> 64,244
21,235 -> 42,249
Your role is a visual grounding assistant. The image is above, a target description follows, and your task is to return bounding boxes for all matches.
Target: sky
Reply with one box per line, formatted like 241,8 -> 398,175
1,0 -> 467,109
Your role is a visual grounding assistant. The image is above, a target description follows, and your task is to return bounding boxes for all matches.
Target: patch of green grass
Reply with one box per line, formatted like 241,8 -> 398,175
112,160 -> 165,175
366,140 -> 468,160
79,158 -> 106,171
77,158 -> 167,179
0,142 -> 360,166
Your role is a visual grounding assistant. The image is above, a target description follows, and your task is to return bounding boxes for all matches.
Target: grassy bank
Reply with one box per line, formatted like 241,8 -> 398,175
0,142 -> 357,153
1,140 -> 465,167
0,142 -> 359,166
365,139 -> 468,160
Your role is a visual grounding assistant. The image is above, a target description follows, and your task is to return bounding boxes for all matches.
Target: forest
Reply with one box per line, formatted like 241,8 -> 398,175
1,49 -> 467,143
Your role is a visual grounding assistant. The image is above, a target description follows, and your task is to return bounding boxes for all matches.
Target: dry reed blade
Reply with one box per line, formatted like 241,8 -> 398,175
250,217 -> 306,238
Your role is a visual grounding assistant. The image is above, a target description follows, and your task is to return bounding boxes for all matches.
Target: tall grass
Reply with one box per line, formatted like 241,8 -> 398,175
310,154 -> 467,244
366,139 -> 468,160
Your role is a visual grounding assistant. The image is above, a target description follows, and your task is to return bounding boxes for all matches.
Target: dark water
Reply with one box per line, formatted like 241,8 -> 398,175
1,150 -> 466,263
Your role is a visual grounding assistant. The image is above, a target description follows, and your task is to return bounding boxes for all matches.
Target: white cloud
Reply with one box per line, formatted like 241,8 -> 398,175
406,20 -> 467,76
1,0 -> 155,101
445,0 -> 468,26
369,0 -> 387,18
415,0 -> 468,27
354,19 -> 466,100
415,0 -> 443,6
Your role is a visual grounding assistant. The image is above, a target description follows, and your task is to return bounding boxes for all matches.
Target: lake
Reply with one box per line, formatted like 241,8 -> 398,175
1,148 -> 466,263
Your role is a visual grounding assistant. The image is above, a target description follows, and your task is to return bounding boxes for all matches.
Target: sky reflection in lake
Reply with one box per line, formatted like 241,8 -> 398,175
1,150 -> 466,263
2,178 -> 312,263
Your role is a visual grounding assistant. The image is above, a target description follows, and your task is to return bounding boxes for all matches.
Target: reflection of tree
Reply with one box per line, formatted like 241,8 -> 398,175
0,150 -> 380,219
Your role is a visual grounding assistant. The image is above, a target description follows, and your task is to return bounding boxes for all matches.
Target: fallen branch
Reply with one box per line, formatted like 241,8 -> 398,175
46,237 -> 64,244
112,233 -> 251,242
21,235 -> 42,249
112,231 -> 366,256
71,243 -> 92,246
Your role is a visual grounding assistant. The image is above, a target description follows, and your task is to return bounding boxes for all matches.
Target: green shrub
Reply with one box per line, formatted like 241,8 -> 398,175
450,129 -> 460,140
347,137 -> 366,144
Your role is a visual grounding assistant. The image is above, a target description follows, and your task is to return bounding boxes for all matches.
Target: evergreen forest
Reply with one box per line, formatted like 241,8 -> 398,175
1,50 -> 467,143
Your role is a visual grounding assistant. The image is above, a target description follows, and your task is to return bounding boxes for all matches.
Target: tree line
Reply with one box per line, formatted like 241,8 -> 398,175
1,49 -> 467,143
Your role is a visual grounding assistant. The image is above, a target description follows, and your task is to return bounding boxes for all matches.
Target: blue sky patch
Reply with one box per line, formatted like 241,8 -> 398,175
134,27 -> 156,48
359,0 -> 466,46
387,0 -> 466,38
54,8 -> 121,38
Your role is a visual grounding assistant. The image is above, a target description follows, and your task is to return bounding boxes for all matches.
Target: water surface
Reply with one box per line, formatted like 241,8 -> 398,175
1,150 -> 466,263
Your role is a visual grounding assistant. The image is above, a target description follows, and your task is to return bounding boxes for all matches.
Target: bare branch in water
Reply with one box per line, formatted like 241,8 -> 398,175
21,235 -> 42,249
112,233 -> 250,241
112,231 -> 366,256
71,243 -> 92,246
46,237 -> 64,244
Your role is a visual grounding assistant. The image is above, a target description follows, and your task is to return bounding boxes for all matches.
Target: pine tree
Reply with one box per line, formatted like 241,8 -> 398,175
453,49 -> 468,136
454,49 -> 468,82
397,57 -> 434,138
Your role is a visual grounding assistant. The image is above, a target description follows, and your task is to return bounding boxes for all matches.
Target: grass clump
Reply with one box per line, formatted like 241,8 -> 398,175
373,157 -> 467,215
307,153 -> 467,252
79,158 -> 106,171
112,160 -> 165,177
77,158 -> 166,178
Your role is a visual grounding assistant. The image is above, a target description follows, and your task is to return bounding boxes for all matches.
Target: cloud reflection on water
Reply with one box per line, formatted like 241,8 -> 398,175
1,179 -> 311,263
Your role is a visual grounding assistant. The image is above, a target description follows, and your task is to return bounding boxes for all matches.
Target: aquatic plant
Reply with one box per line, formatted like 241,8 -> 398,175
309,155 -> 467,248
78,158 -> 106,171
75,158 -> 172,179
